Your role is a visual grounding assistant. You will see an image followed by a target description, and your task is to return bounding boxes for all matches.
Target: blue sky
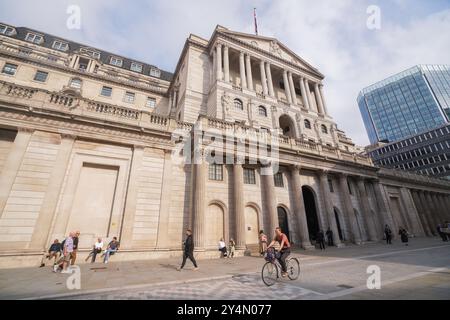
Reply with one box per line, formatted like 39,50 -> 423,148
1,0 -> 449,145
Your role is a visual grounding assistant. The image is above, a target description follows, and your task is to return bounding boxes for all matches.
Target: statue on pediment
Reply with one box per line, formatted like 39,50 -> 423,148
270,41 -> 282,57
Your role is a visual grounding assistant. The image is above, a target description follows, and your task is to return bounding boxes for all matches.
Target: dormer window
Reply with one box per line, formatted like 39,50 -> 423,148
52,40 -> 69,52
150,67 -> 161,78
0,24 -> 15,36
131,62 -> 143,73
80,48 -> 100,59
25,32 -> 44,44
110,56 -> 123,67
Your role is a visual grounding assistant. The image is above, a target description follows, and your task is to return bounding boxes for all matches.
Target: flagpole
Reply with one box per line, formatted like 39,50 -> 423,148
254,8 -> 258,36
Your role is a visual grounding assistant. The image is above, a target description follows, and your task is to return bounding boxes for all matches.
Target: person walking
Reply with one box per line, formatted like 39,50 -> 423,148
228,238 -> 236,258
218,238 -> 227,258
259,230 -> 268,256
384,225 -> 393,245
58,232 -> 74,273
326,227 -> 334,247
399,228 -> 409,246
177,229 -> 198,271
70,231 -> 80,265
317,230 -> 326,250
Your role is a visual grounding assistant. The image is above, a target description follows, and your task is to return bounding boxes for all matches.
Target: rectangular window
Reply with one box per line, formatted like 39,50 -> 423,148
244,168 -> 256,185
0,24 -> 15,35
124,91 -> 135,103
52,40 -> 68,51
150,67 -> 161,78
328,179 -> 334,193
80,48 -> 101,59
110,57 -> 123,67
2,63 -> 17,75
25,32 -> 43,44
130,62 -> 143,73
274,172 -> 284,188
208,164 -> 223,181
100,86 -> 112,97
146,97 -> 156,108
33,70 -> 48,82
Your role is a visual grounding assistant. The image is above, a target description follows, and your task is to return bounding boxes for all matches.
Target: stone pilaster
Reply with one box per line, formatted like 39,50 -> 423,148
282,70 -> 292,105
299,77 -> 309,109
400,187 -> 425,237
0,128 -> 33,218
356,177 -> 378,241
288,72 -> 298,105
304,79 -> 314,111
261,164 -> 279,239
246,54 -> 253,90
119,145 -> 145,249
223,45 -> 230,83
314,83 -> 325,115
30,134 -> 75,250
318,170 -> 343,247
233,164 -> 246,250
239,52 -> 247,89
410,190 -> 432,236
193,154 -> 207,250
425,192 -> 439,231
265,62 -> 275,97
290,166 -> 314,249
216,43 -> 222,81
338,174 -> 362,244
319,85 -> 329,115
419,191 -> 437,236
156,150 -> 174,249
372,180 -> 396,238
260,61 -> 268,96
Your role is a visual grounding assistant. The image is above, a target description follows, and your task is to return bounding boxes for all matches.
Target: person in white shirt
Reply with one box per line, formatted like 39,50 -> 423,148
218,238 -> 227,258
85,238 -> 104,263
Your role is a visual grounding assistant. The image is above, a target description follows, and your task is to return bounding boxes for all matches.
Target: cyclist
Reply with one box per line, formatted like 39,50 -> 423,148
267,227 -> 291,277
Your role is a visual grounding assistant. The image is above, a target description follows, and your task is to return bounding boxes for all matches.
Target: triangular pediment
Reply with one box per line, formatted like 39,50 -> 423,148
219,28 -> 321,76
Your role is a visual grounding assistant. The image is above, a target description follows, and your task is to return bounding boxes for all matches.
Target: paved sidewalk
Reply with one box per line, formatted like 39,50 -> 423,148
0,237 -> 448,300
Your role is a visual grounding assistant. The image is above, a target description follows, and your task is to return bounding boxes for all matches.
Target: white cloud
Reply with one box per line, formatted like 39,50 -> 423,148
1,0 -> 449,146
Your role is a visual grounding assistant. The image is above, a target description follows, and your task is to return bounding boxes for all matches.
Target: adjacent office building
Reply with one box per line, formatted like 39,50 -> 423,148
359,65 -> 450,179
358,65 -> 450,145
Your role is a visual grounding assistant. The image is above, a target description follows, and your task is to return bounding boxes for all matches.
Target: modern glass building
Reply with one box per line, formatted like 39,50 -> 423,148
358,65 -> 450,144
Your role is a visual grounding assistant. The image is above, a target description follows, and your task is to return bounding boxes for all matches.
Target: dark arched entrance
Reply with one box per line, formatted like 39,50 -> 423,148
334,208 -> 344,241
302,186 -> 320,241
277,207 -> 290,240
279,115 -> 296,138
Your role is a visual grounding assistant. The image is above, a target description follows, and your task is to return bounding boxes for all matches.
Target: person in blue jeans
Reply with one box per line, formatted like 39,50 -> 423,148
102,237 -> 120,264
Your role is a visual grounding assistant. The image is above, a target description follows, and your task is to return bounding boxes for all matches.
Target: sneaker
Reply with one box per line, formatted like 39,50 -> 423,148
104,261 -> 108,264
53,265 -> 58,273
176,267 -> 182,271
281,272 -> 288,278
39,263 -> 45,268
60,269 -> 71,274
193,267 -> 199,271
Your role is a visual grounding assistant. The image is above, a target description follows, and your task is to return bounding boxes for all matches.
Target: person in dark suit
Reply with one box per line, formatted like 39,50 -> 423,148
177,229 -> 198,271
317,230 -> 326,250
326,228 -> 334,246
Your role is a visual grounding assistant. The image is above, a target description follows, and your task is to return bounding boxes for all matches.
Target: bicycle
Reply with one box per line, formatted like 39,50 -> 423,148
261,248 -> 300,286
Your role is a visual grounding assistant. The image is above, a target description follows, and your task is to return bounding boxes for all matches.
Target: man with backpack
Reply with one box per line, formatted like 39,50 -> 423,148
177,229 -> 198,271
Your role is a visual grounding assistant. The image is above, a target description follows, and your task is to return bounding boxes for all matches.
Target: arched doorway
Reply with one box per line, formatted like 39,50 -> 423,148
279,114 -> 296,138
206,203 -> 225,248
302,186 -> 320,241
245,206 -> 259,245
277,206 -> 290,240
334,207 -> 344,241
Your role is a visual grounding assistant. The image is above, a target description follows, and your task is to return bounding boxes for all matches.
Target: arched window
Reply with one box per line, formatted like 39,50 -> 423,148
234,98 -> 243,110
258,106 -> 267,117
304,119 -> 311,129
69,78 -> 82,89
321,125 -> 328,134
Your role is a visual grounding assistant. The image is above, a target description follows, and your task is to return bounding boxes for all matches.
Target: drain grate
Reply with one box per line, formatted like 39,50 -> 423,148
337,284 -> 354,289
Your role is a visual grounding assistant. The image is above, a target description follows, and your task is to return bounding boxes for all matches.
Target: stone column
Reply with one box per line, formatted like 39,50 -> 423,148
425,192 -> 439,231
265,62 -> 275,97
410,190 -> 432,236
438,195 -> 450,220
319,85 -> 329,116
223,45 -> 230,83
419,191 -> 436,236
338,174 -> 362,244
156,150 -> 173,249
431,193 -> 446,224
290,166 -> 314,249
314,83 -> 325,115
261,164 -> 279,238
299,77 -> 309,109
239,52 -> 247,89
318,170 -> 342,247
118,146 -> 144,249
30,134 -> 75,250
288,72 -> 298,105
356,177 -> 378,241
372,180 -> 395,237
260,60 -> 268,96
282,70 -> 292,104
233,164 -> 246,250
304,79 -> 314,111
400,187 -> 425,237
216,43 -> 222,81
212,50 -> 216,82
192,155 -> 207,250
0,128 -> 33,218
246,54 -> 253,90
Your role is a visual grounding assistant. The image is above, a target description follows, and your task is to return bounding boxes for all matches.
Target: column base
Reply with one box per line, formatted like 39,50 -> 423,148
301,243 -> 316,250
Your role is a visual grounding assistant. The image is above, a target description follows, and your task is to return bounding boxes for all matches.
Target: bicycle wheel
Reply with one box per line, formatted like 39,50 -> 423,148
261,262 -> 278,286
287,258 -> 300,280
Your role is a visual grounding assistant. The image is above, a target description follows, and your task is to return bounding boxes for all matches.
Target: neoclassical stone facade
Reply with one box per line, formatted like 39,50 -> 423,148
0,23 -> 449,268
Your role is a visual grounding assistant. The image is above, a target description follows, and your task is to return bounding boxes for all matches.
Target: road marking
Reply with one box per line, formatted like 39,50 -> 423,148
302,244 -> 450,267
309,266 -> 450,300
